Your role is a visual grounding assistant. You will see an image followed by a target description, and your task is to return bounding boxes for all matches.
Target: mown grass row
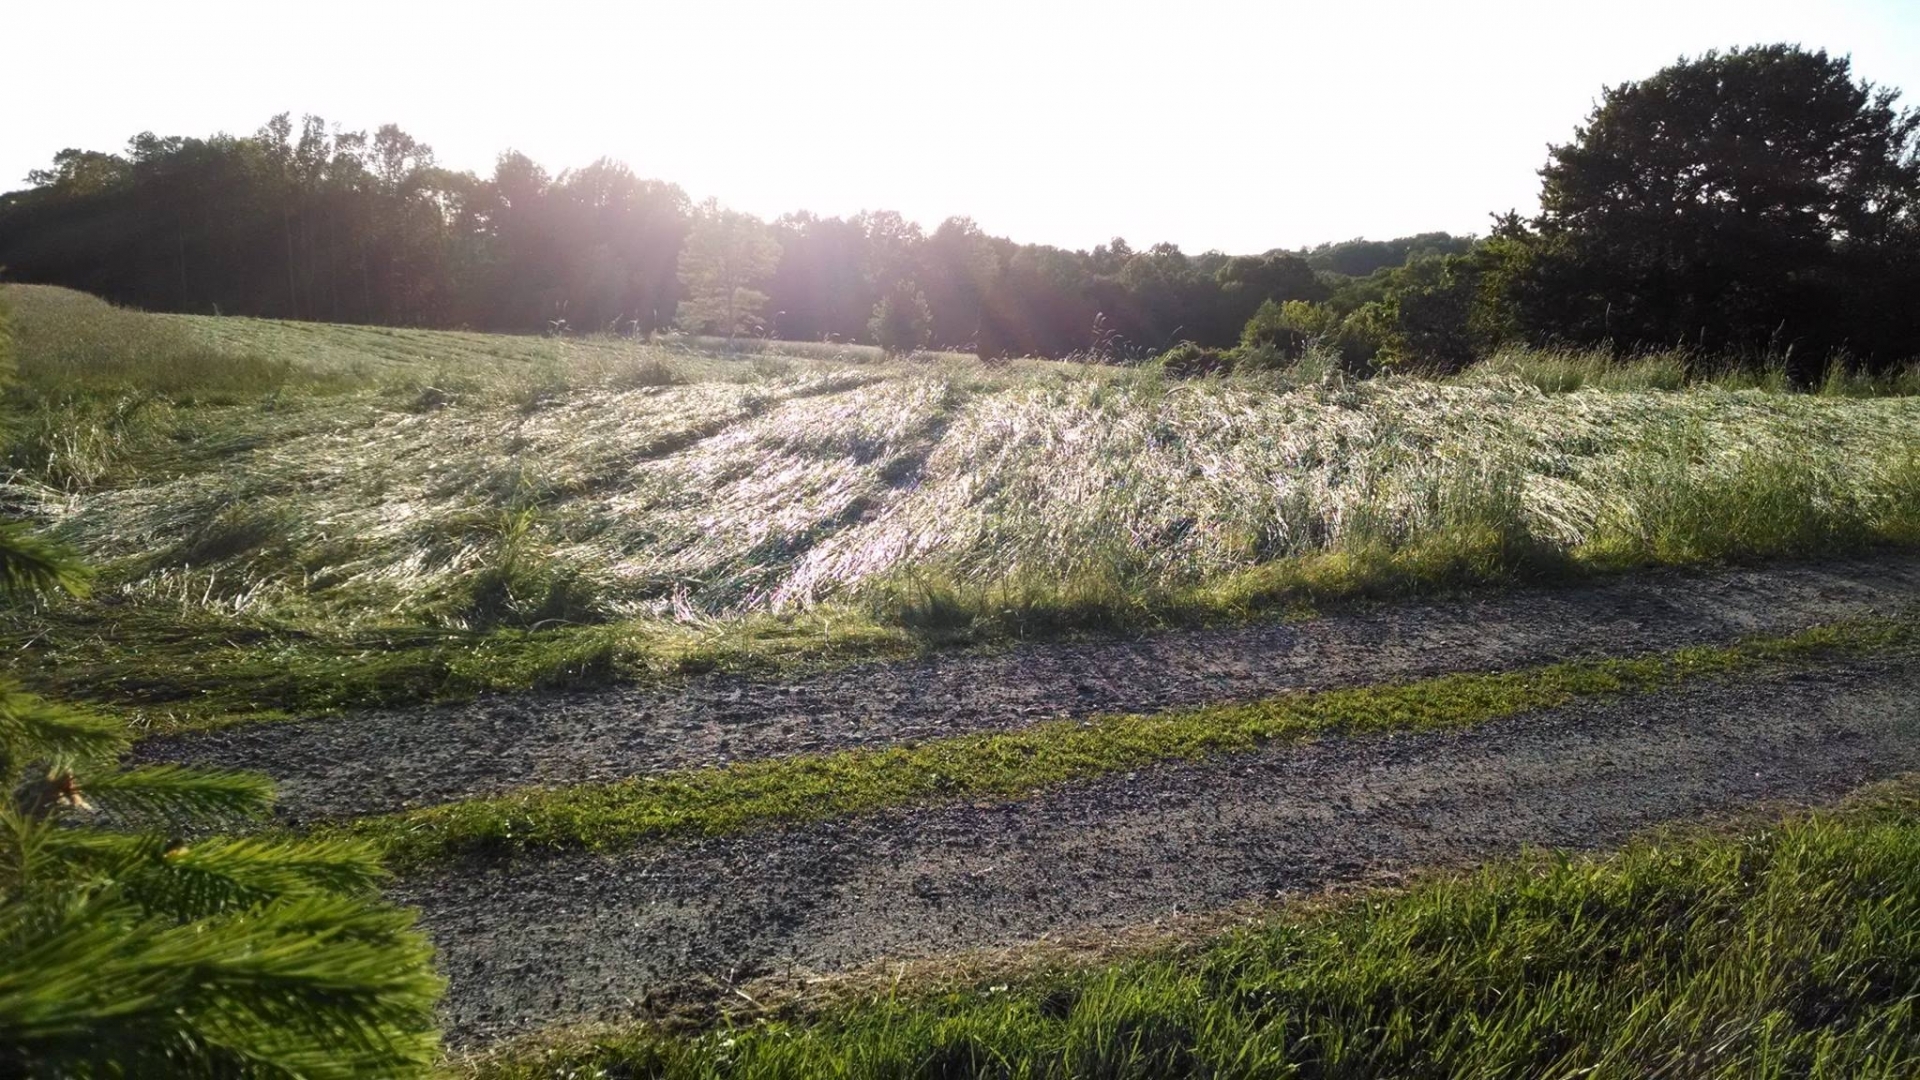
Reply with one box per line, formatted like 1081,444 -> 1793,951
338,617 -> 1914,869
0,508 -> 1723,733
464,778 -> 1920,1079
10,458 -> 1920,736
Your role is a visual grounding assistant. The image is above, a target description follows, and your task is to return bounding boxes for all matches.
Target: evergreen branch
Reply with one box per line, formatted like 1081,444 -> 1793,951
117,833 -> 390,921
0,687 -> 126,790
0,808 -> 88,893
0,820 -> 148,894
0,888 -> 441,1079
0,523 -> 91,602
79,764 -> 275,823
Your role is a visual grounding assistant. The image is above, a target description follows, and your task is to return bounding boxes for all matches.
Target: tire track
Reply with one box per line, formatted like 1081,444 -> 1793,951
399,655 -> 1920,1044
140,556 -> 1920,822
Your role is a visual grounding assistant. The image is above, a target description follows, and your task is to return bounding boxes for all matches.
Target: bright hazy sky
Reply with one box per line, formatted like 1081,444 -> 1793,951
10,0 -> 1919,254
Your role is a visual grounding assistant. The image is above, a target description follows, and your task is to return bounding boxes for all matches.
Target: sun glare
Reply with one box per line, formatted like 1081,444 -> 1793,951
7,0 -> 1918,252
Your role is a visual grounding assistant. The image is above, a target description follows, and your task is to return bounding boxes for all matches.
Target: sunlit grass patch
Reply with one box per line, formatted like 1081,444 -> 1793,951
15,290 -> 1919,633
1461,343 -> 1920,398
465,777 -> 1920,1080
335,616 -> 1915,868
1463,344 -> 1695,393
1571,429 -> 1920,566
2,285 -> 333,400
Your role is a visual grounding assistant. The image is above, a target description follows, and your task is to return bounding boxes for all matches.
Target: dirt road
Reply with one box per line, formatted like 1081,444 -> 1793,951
400,655 -> 1919,1043
141,557 -> 1920,823
138,556 -> 1920,1043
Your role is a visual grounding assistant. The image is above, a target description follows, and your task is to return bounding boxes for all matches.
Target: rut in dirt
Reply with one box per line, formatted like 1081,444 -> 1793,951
141,556 -> 1920,822
399,655 -> 1920,1044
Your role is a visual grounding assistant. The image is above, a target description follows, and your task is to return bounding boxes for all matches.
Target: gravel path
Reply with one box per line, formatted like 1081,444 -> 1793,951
141,557 -> 1920,822
399,655 -> 1920,1044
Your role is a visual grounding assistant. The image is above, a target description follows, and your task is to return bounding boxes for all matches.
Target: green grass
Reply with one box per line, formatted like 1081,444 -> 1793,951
1,285 -> 346,401
0,288 -> 15,378
1462,343 -> 1920,397
463,778 -> 1920,1079
6,285 -> 1920,729
1462,344 -> 1698,393
0,600 -> 924,734
336,616 -> 1913,868
672,333 -> 980,367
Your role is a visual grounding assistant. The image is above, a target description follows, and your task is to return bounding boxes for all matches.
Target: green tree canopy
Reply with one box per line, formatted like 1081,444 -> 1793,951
676,201 -> 783,338
1529,44 -> 1920,365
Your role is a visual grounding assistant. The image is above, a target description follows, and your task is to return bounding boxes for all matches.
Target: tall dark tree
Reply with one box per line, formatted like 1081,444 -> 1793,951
1529,45 -> 1920,367
917,216 -> 995,349
766,213 -> 875,342
548,160 -> 689,333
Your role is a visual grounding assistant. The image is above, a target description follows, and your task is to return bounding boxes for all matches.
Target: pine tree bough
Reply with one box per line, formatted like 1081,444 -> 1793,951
0,427 -> 444,1077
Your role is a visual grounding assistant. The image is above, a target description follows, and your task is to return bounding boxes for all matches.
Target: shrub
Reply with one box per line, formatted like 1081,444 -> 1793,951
1155,341 -> 1233,379
1240,299 -> 1339,359
1227,343 -> 1290,374
868,283 -> 933,357
1333,301 -> 1396,370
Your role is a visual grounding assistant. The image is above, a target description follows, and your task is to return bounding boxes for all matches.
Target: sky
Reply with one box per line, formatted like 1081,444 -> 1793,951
8,0 -> 1919,254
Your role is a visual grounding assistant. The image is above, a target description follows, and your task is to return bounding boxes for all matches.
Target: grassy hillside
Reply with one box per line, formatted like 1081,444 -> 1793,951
5,285 -> 1919,729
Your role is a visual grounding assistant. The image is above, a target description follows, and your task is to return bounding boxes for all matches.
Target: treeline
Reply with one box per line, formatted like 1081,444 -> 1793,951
1213,46 -> 1920,377
2,45 -> 1918,372
0,118 -> 690,336
0,115 -> 1372,357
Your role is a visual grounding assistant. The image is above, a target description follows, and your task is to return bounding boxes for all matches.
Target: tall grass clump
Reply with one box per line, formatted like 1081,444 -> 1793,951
1580,428 -> 1918,566
1467,344 -> 1920,398
1813,356 -> 1920,398
0,288 -> 15,381
474,791 -> 1920,1079
1464,344 -> 1693,393
459,506 -> 608,630
1187,458 -> 1570,620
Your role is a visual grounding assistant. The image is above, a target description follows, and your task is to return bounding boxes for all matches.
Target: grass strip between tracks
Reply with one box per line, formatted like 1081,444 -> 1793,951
338,617 -> 1916,869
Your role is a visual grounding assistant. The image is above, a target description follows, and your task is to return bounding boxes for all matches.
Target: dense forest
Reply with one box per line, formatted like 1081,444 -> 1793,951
3,44 -> 1917,373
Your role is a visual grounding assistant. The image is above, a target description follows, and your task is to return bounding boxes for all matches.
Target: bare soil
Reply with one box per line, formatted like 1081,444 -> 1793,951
139,557 -> 1920,823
